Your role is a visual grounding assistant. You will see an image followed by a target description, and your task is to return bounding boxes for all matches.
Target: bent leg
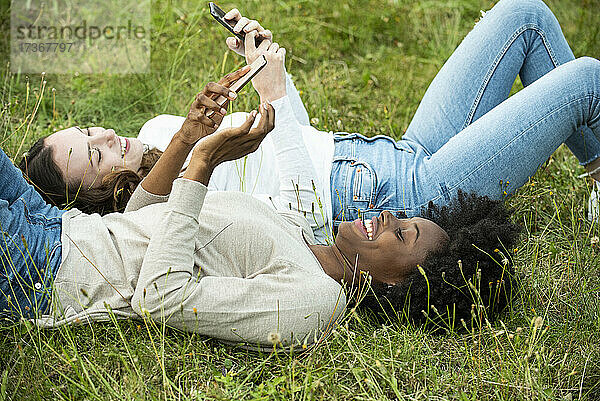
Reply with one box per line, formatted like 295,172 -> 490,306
402,0 -> 600,163
421,58 -> 600,202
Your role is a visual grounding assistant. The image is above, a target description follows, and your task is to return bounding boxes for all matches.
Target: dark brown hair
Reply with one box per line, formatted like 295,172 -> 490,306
19,136 -> 163,215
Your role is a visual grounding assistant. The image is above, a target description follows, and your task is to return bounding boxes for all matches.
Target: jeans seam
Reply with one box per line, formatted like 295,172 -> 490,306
21,200 -> 63,231
451,94 -> 598,193
464,23 -> 560,129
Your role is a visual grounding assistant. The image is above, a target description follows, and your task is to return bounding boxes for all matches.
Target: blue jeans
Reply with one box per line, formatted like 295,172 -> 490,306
331,0 -> 600,227
0,147 -> 64,319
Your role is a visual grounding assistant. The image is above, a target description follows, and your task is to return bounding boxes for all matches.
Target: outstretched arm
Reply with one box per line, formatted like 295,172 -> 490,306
224,8 -> 310,125
243,45 -> 329,237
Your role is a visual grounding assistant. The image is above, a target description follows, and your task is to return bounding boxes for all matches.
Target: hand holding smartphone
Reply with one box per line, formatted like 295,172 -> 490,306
205,55 -> 267,118
209,2 -> 263,47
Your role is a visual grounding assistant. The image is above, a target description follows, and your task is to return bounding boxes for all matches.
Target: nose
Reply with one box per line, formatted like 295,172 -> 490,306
379,210 -> 396,225
93,129 -> 118,148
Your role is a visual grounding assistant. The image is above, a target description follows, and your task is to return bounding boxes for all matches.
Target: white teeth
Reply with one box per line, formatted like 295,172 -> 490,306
364,220 -> 374,240
119,137 -> 126,158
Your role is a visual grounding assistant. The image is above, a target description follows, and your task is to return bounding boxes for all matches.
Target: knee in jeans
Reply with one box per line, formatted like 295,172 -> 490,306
573,57 -> 600,80
494,0 -> 555,25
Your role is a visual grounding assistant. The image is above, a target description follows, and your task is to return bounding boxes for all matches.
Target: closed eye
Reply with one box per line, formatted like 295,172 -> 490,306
93,147 -> 102,164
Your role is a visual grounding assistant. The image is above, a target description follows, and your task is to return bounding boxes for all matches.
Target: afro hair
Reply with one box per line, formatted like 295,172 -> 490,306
357,191 -> 522,329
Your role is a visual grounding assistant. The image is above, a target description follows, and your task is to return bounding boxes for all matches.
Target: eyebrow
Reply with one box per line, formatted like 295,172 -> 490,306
79,127 -> 95,166
415,223 -> 420,242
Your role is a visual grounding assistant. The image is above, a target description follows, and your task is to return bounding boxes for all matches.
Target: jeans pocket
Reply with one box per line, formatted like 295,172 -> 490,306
349,161 -> 377,205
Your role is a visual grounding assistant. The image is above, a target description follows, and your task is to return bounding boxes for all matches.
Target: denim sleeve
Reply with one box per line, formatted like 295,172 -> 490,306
0,147 -> 49,210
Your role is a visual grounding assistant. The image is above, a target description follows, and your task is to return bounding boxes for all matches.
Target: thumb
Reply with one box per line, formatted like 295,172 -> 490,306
244,30 -> 257,55
238,110 -> 258,133
226,37 -> 243,54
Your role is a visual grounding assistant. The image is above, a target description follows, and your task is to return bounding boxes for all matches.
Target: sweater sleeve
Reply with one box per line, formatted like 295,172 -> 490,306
124,178 -> 170,212
252,95 -> 327,235
285,72 -> 310,126
130,178 -> 343,349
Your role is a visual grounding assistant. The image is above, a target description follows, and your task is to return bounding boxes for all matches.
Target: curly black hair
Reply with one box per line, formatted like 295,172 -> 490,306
358,191 -> 521,330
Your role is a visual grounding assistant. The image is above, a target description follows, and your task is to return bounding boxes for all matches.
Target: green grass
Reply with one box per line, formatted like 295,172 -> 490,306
1,0 -> 600,399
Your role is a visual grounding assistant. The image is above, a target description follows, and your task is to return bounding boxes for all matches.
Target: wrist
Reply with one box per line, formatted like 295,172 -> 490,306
174,130 -> 200,147
183,156 -> 214,186
259,87 -> 287,103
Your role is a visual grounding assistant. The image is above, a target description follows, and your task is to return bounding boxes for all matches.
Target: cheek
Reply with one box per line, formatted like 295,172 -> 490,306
358,245 -> 394,268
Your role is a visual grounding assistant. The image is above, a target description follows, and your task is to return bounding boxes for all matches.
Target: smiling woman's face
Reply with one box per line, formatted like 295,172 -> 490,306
45,126 -> 145,188
335,211 -> 450,285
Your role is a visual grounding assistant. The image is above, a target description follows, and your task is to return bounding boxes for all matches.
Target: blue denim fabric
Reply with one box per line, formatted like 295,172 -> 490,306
331,0 -> 600,228
0,147 -> 64,319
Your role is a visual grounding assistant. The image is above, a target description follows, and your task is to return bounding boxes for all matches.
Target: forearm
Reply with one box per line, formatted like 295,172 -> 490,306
131,178 -> 208,317
285,72 -> 310,126
141,131 -> 195,196
267,96 -> 326,227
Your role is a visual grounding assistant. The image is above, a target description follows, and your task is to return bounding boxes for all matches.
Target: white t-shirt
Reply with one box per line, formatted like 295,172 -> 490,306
137,75 -> 335,244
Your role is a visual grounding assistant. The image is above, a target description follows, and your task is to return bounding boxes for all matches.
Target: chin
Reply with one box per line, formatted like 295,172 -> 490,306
334,222 -> 356,250
125,139 -> 143,169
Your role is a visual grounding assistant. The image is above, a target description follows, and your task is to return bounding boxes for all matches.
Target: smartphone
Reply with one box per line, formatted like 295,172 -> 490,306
209,2 -> 263,47
205,55 -> 267,117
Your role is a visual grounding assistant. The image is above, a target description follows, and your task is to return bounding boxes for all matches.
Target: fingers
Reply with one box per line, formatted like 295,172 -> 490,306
243,20 -> 261,33
244,30 -> 256,55
254,33 -> 271,53
264,43 -> 285,59
261,29 -> 273,41
266,102 -> 275,130
188,108 -> 220,129
225,9 -> 269,38
224,8 -> 241,22
217,66 -> 250,89
226,36 -> 242,52
250,103 -> 275,136
236,110 -> 258,134
202,81 -> 235,102
232,17 -> 250,34
195,91 -> 228,114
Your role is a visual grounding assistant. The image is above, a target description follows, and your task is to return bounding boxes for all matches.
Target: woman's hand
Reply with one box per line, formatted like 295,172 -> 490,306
224,8 -> 273,58
176,66 -> 250,145
183,103 -> 275,185
245,36 -> 287,103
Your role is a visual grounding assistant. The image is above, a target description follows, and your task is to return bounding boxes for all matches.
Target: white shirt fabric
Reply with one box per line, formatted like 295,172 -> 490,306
137,74 -> 335,244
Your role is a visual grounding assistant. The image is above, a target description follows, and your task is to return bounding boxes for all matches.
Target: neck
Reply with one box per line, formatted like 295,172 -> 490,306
308,244 -> 360,288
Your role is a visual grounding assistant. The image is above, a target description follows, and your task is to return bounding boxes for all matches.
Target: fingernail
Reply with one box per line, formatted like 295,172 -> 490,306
220,108 -> 227,115
229,91 -> 237,99
252,110 -> 257,117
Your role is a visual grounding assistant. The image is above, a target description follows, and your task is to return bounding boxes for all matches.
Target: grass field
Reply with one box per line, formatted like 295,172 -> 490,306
1,0 -> 600,399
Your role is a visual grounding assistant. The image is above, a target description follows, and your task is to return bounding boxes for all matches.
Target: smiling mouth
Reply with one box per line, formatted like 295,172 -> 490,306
354,217 -> 378,240
119,137 -> 130,158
